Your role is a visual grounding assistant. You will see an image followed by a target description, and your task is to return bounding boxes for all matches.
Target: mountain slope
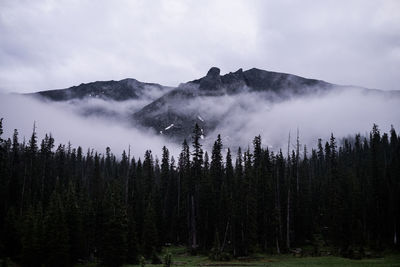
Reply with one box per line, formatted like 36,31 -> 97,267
30,78 -> 172,101
132,67 -> 335,141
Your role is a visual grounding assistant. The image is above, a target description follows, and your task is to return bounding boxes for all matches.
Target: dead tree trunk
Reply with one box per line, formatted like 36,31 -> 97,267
221,219 -> 230,252
20,164 -> 27,216
177,175 -> 181,243
276,165 -> 282,254
296,128 -> 300,194
190,194 -> 197,252
286,184 -> 291,250
286,132 -> 291,250
276,235 -> 281,254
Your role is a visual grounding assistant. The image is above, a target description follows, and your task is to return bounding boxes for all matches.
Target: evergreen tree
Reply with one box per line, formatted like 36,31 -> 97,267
0,118 -> 3,143
21,205 -> 44,267
142,200 -> 159,259
126,209 -> 139,264
160,146 -> 170,242
177,139 -> 190,244
3,207 -> 21,260
44,191 -> 70,267
189,124 -> 203,252
64,181 -> 84,263
243,149 -> 257,254
100,180 -> 128,266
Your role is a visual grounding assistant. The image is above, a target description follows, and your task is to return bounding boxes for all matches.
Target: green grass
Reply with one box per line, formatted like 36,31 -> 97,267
121,247 -> 400,267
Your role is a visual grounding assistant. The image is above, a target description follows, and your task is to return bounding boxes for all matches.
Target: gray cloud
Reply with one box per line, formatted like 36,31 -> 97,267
0,0 -> 399,93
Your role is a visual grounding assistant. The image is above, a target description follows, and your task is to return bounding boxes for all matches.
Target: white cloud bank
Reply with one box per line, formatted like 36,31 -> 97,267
175,87 -> 400,152
1,86 -> 398,159
0,94 -> 180,158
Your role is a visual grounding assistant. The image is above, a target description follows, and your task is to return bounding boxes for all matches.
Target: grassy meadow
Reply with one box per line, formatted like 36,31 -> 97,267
109,246 -> 400,267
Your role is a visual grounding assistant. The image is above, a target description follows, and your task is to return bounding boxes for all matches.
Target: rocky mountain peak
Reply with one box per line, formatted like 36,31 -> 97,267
206,67 -> 221,77
220,68 -> 247,92
199,67 -> 222,91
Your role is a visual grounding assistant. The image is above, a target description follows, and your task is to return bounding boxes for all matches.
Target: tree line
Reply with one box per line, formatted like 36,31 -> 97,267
0,119 -> 399,266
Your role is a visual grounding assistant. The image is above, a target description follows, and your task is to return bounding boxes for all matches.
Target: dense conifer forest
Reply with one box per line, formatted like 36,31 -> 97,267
0,118 -> 399,266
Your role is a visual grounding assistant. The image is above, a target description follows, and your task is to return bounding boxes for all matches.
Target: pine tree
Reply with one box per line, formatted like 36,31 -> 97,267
142,200 -> 159,259
3,207 -> 21,260
189,124 -> 203,252
44,190 -> 70,267
0,118 -> 4,185
199,149 -> 214,249
0,118 -> 3,143
210,134 -> 224,246
64,181 -> 85,263
7,129 -> 20,209
244,149 -> 257,254
126,209 -> 139,264
101,181 -> 128,267
177,139 -> 190,244
370,124 -> 384,249
221,148 -> 234,252
161,146 -> 170,242
389,126 -> 400,247
232,147 -> 244,255
21,205 -> 44,267
211,134 -> 223,194
143,150 -> 155,198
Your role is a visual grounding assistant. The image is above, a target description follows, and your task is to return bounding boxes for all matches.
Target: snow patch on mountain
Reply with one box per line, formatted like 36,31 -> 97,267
165,124 -> 174,130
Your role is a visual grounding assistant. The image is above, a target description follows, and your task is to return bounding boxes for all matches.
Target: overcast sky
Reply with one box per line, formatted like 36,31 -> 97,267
1,0 -> 399,93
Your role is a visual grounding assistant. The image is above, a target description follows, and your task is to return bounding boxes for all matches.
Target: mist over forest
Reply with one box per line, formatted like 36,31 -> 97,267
1,84 -> 399,158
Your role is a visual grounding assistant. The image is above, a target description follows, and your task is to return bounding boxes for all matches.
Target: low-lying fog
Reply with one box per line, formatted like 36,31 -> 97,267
203,88 -> 400,152
0,94 -> 180,158
1,86 -> 399,159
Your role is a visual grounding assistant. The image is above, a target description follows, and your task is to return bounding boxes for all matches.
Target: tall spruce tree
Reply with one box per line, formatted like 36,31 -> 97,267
101,181 -> 128,267
189,124 -> 203,252
177,139 -> 190,244
44,190 -> 70,267
142,200 -> 159,259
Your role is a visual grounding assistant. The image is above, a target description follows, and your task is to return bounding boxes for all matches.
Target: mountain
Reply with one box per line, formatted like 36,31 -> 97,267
192,67 -> 333,93
30,67 -> 364,141
30,78 -> 172,101
132,67 -> 335,141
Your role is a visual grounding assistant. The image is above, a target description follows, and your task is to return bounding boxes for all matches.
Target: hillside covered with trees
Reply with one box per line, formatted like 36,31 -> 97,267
0,119 -> 399,266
